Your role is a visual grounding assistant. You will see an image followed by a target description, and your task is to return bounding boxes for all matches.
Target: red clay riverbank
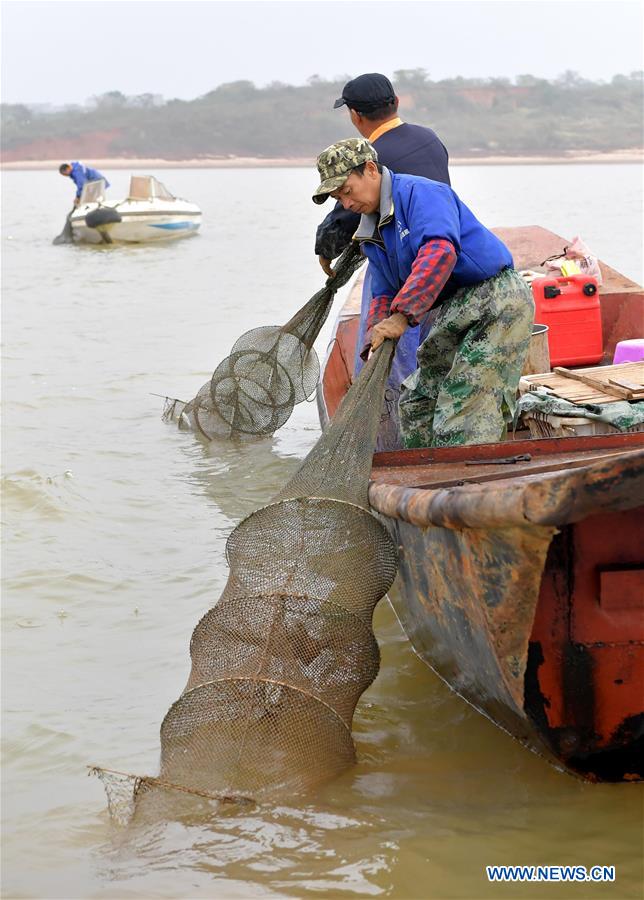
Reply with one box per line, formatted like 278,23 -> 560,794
2,150 -> 643,170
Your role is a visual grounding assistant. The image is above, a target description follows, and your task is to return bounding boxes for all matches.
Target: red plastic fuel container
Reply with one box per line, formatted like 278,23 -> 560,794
531,274 -> 603,366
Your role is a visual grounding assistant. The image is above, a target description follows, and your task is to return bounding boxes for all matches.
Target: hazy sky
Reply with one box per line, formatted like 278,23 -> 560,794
2,0 -> 643,106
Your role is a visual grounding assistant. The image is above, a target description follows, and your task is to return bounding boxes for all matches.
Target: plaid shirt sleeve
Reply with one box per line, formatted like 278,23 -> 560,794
391,238 -> 457,325
366,238 -> 456,332
365,293 -> 393,331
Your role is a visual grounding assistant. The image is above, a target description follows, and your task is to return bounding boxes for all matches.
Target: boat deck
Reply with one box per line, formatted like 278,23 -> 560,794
371,433 -> 644,491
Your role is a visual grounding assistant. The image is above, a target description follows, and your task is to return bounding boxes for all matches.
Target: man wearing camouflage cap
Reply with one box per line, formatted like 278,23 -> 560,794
313,139 -> 534,448
315,74 -> 450,449
312,139 -> 377,204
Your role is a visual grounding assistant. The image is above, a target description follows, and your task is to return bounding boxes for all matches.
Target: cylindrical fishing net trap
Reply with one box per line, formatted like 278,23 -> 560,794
163,243 -> 365,440
93,319 -> 398,824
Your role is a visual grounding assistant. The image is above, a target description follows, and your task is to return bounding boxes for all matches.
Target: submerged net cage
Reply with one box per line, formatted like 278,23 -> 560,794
166,243 -> 365,440
92,341 -> 399,822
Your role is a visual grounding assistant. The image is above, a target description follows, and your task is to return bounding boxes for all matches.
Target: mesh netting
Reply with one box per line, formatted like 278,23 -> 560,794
185,595 -> 380,722
92,341 -> 398,822
88,766 -> 252,826
230,327 -> 320,402
170,243 -> 365,440
222,500 -> 397,617
160,679 -> 357,798
276,333 -> 398,508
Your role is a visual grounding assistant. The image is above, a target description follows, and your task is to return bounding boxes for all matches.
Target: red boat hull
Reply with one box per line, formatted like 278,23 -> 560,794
319,227 -> 644,782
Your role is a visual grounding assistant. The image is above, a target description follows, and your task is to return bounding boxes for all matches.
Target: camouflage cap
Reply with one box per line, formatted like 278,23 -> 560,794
312,138 -> 378,204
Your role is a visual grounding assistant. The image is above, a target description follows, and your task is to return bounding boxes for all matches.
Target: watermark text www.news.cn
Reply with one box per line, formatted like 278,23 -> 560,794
486,865 -> 615,883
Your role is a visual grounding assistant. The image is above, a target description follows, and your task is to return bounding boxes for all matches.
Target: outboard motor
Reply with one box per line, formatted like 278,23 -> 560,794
85,207 -> 122,229
84,206 -> 122,245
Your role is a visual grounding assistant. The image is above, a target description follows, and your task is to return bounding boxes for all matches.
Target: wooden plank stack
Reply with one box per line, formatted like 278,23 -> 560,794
520,362 -> 644,405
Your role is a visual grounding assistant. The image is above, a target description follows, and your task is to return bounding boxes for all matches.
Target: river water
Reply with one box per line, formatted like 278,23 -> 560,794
2,165 -> 642,899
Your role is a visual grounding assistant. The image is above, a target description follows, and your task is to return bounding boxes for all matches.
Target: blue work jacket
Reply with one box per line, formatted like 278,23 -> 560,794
70,161 -> 110,198
356,169 -> 513,302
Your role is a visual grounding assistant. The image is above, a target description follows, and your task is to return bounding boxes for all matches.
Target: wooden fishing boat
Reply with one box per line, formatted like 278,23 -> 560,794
318,226 -> 644,783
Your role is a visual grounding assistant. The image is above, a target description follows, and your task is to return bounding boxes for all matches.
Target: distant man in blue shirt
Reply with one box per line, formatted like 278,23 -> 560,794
59,161 -> 110,205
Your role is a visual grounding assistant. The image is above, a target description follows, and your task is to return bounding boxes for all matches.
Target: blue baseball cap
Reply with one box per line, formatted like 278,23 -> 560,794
333,74 -> 396,113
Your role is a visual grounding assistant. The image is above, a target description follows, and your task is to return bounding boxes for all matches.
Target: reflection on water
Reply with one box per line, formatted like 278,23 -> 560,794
183,433 -> 307,522
2,167 -> 642,899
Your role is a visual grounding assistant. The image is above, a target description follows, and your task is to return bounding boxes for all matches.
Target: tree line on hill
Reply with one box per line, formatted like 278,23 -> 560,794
2,69 -> 643,160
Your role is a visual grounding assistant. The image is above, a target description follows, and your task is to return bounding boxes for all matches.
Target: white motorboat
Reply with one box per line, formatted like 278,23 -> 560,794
70,175 -> 201,244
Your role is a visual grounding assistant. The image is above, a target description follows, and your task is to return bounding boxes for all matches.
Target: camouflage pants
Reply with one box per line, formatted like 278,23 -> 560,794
399,268 -> 534,448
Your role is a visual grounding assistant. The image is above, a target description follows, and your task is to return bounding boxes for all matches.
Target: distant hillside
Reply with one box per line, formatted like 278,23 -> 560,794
2,70 -> 643,161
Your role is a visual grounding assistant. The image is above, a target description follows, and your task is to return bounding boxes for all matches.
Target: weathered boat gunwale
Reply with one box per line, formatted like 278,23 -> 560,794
368,446 -> 644,530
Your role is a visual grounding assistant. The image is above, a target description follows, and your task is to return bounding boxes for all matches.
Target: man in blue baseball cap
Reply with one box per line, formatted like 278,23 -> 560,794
315,73 -> 451,448
318,74 -> 450,270
332,72 -> 397,112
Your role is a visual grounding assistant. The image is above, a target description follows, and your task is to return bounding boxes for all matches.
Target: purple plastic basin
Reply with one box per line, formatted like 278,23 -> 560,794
613,339 -> 644,365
